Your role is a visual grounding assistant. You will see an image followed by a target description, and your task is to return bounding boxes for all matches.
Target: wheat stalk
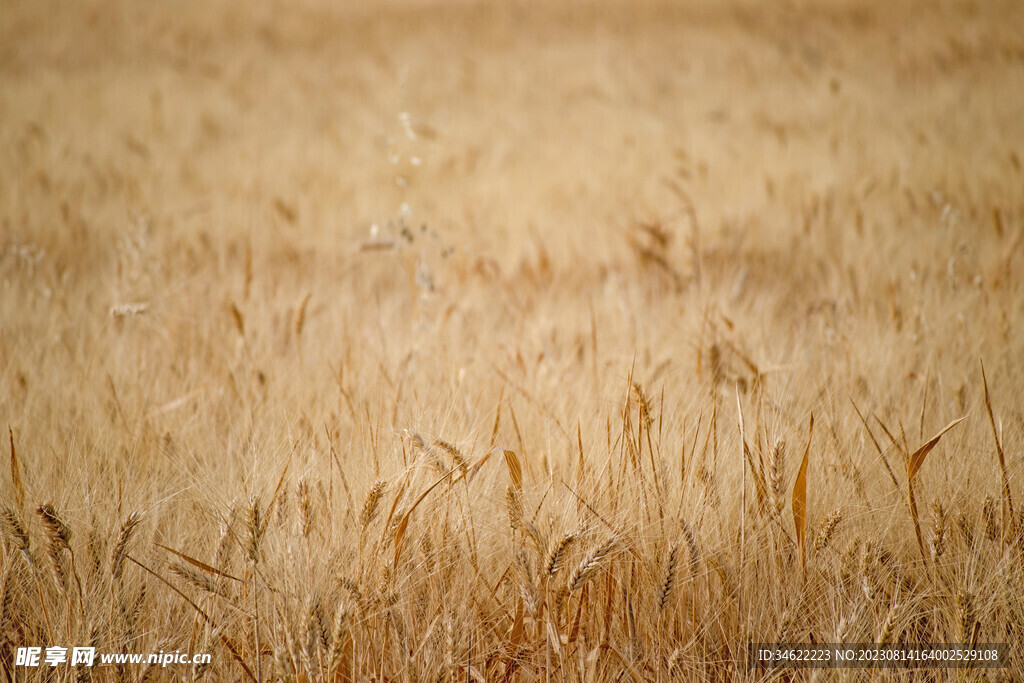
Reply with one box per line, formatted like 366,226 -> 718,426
956,592 -> 977,642
1,505 -> 31,563
813,508 -> 843,553
930,501 -> 948,560
8,428 -> 25,510
568,536 -> 617,593
877,603 -> 899,644
37,504 -> 71,550
905,417 -> 967,562
957,511 -> 975,548
2,505 -> 54,642
860,542 -> 878,601
111,511 -> 142,580
170,561 -> 224,596
246,495 -> 265,682
543,532 -> 577,578
982,496 -> 999,542
37,503 -> 87,622
328,605 -> 350,672
658,543 -> 680,612
505,485 -> 523,532
359,480 -> 387,530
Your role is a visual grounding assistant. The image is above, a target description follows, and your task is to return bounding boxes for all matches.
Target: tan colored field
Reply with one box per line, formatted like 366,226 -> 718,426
2,0 -> 1024,679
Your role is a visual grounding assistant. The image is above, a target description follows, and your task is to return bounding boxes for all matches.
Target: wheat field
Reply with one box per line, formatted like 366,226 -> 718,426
2,0 -> 1024,680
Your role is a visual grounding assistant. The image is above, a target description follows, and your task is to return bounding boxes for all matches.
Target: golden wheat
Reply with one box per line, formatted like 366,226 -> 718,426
2,0 -> 1023,678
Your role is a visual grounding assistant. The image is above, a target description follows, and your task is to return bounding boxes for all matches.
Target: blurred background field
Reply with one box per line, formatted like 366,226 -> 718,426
2,0 -> 1024,680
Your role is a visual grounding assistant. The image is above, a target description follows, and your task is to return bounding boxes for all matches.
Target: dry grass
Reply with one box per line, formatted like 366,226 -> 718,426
2,0 -> 1024,680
